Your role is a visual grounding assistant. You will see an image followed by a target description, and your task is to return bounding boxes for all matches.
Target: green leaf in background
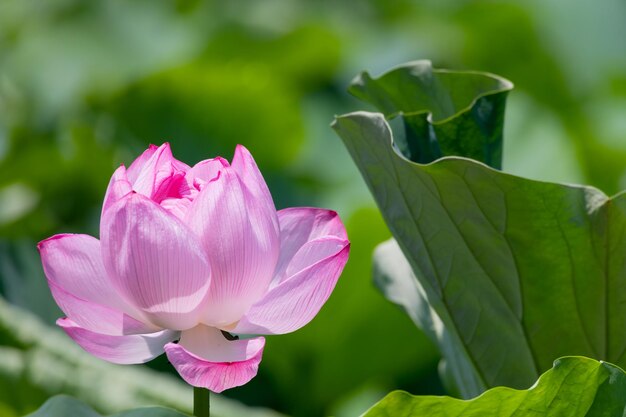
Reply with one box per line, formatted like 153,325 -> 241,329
333,61 -> 626,398
372,238 -> 477,399
362,356 -> 626,417
27,395 -> 190,417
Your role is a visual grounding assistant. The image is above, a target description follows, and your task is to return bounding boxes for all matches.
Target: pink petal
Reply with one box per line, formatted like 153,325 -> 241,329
185,165 -> 279,328
126,143 -> 191,182
273,208 -> 348,280
38,234 -> 134,315
102,165 -> 132,216
171,156 -> 191,173
233,237 -> 350,335
58,318 -> 178,364
126,144 -> 159,183
101,193 -> 211,330
159,158 -> 228,220
186,157 -> 229,185
48,279 -> 156,335
126,143 -> 189,203
282,237 -> 349,279
231,145 -> 278,229
164,325 -> 265,393
160,197 -> 193,221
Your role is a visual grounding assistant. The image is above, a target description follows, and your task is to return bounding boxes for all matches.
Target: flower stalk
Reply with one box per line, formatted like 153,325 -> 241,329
194,387 -> 210,417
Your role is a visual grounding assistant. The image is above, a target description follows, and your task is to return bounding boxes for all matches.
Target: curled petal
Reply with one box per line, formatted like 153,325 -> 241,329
185,166 -> 279,327
101,193 -> 211,330
283,237 -> 349,279
164,325 -> 265,393
278,208 -> 347,239
58,318 -> 178,364
233,237 -> 350,335
186,157 -> 229,185
273,208 -> 348,280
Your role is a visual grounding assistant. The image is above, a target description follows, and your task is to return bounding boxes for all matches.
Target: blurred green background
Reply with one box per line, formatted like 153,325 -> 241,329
0,0 -> 625,416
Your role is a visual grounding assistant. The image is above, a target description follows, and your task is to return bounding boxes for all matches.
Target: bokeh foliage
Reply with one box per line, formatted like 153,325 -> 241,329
1,0 -> 626,416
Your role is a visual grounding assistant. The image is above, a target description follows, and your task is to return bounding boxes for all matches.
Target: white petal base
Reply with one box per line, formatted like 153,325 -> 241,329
164,325 -> 265,393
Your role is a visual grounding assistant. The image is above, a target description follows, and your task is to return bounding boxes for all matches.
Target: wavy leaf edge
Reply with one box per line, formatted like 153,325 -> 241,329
361,356 -> 626,417
332,111 -> 623,201
348,59 -> 514,125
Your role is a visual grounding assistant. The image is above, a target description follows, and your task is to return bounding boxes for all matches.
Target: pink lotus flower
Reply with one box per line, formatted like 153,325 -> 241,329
38,144 -> 349,393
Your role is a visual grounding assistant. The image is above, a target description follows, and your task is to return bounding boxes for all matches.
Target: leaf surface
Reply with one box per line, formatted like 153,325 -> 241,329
363,357 -> 626,417
333,61 -> 626,396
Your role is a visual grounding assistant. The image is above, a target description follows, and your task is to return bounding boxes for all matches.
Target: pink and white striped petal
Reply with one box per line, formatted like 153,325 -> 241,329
164,325 -> 265,393
58,318 -> 178,364
48,279 -> 156,335
102,165 -> 133,216
185,166 -> 279,328
126,144 -> 159,183
231,145 -> 278,230
273,208 -> 348,281
160,197 -> 193,221
101,193 -> 211,330
38,234 -> 136,316
233,237 -> 349,335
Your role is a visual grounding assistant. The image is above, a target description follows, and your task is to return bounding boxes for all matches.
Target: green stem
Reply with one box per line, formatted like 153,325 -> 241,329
193,387 -> 210,417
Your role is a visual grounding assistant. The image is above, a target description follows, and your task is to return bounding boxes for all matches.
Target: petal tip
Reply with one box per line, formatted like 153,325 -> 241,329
152,142 -> 170,152
234,143 -> 249,154
37,233 -> 73,252
56,317 -> 70,327
232,144 -> 256,167
215,156 -> 230,167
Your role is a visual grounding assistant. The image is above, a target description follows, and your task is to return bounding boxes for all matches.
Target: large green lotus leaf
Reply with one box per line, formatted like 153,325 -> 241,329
332,62 -> 626,397
372,238 -> 482,397
362,356 -> 626,416
27,395 -> 189,417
